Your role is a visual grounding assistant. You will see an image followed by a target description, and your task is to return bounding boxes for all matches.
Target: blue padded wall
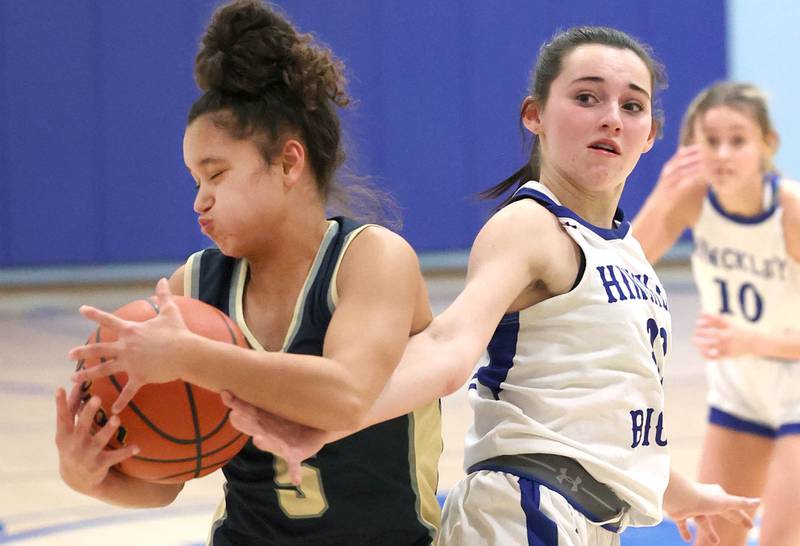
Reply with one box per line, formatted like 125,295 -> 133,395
0,0 -> 725,266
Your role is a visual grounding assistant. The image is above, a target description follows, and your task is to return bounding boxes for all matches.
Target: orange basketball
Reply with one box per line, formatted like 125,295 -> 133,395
76,296 -> 250,484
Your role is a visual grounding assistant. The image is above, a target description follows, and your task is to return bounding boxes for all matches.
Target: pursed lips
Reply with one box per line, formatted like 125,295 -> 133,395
198,218 -> 213,233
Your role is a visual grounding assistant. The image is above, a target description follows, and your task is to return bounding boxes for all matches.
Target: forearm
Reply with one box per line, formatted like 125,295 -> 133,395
178,334 -> 371,430
86,469 -> 183,508
632,197 -> 683,265
357,319 -> 484,429
305,327 -> 480,445
662,467 -> 690,514
751,328 -> 800,360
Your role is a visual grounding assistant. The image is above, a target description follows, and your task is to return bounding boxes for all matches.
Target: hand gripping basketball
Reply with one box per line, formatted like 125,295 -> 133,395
66,280 -> 251,483
70,278 -> 190,414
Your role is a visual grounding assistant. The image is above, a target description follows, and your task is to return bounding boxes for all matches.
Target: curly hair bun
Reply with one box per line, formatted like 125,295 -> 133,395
195,0 -> 348,110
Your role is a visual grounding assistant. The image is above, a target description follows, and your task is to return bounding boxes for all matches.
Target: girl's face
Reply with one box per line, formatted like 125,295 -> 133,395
695,105 -> 773,195
525,44 -> 657,193
183,115 -> 286,257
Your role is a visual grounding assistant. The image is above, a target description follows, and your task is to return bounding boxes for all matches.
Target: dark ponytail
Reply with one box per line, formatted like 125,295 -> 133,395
483,26 -> 666,208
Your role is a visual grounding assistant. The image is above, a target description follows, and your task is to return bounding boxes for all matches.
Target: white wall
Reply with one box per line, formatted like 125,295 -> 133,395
729,0 -> 800,178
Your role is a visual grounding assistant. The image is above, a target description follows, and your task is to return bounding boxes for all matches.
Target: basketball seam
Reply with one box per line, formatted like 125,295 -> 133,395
184,383 -> 204,478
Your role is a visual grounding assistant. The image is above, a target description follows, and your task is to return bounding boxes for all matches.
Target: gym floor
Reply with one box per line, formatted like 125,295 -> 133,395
0,264 -> 759,545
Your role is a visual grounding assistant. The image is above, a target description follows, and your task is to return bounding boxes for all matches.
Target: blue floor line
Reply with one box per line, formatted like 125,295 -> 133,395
0,505 -> 212,544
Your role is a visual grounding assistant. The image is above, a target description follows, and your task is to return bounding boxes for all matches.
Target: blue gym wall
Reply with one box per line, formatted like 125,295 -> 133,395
0,1 -> 726,268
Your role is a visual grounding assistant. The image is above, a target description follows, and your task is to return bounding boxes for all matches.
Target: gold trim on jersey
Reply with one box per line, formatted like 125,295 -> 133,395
408,400 -> 443,538
184,250 -> 203,299
206,485 -> 228,546
326,223 -> 442,538
327,224 -> 374,310
231,220 -> 339,352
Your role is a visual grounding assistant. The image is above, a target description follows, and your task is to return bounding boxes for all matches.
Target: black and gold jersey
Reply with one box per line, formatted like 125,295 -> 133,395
184,217 -> 442,546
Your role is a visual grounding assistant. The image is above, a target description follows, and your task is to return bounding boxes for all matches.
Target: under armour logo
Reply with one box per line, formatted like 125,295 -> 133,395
564,222 -> 578,229
556,467 -> 582,492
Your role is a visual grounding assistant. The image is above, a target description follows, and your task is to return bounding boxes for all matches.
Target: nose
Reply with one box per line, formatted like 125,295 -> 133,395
715,142 -> 732,159
600,104 -> 622,133
193,184 -> 213,214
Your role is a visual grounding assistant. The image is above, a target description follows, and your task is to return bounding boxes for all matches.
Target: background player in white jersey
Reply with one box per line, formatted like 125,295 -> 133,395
634,82 -> 800,546
225,27 -> 760,546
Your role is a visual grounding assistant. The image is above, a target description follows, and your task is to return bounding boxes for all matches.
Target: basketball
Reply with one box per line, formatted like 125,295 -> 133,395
75,296 -> 250,484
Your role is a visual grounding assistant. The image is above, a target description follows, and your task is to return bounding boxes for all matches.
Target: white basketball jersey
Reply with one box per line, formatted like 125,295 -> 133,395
691,175 -> 800,353
465,182 -> 672,528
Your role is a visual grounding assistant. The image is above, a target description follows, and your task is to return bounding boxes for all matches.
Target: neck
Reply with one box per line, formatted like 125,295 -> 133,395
713,174 -> 767,217
246,200 -> 329,294
539,170 -> 623,229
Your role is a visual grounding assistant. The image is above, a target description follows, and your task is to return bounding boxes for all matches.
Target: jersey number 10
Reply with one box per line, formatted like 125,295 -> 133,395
714,278 -> 763,322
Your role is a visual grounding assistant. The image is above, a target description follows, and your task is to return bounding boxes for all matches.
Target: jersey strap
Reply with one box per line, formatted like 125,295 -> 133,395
511,186 -> 630,240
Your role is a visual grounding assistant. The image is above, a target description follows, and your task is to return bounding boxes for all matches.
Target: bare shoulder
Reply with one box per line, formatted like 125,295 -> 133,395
474,198 -> 577,293
780,178 -> 800,208
779,179 -> 800,260
482,198 -> 564,243
336,225 -> 420,291
343,224 -> 418,265
480,198 -> 573,260
168,265 -> 186,297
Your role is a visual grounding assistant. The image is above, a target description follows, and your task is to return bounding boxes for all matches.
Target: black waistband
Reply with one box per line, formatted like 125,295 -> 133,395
467,453 -> 628,527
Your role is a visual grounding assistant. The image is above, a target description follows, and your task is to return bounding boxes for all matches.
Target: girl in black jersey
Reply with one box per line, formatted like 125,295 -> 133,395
57,1 -> 440,544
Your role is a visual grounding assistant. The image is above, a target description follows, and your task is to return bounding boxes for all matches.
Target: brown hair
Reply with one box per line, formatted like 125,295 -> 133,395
481,26 -> 667,207
189,0 -> 398,226
679,82 -> 775,147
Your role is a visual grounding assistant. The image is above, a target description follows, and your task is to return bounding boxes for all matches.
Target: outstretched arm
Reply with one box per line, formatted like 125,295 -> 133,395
70,228 -> 427,432
222,200 -> 574,480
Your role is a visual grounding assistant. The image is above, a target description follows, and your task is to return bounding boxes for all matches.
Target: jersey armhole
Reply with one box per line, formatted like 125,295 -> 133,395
183,250 -> 204,299
327,224 -> 374,311
570,247 -> 586,292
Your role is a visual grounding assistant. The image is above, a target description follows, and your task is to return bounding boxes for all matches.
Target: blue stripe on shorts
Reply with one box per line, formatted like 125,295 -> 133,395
709,407 -> 775,438
777,422 -> 800,436
519,478 -> 559,546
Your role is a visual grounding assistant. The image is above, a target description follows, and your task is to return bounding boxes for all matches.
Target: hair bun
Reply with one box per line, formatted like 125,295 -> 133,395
194,0 -> 348,109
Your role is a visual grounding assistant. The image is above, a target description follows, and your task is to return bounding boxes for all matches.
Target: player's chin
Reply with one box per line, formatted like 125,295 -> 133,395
214,239 -> 245,259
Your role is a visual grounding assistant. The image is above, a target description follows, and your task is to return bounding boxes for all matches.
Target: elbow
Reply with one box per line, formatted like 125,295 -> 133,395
143,483 -> 183,509
323,390 -> 371,431
440,346 -> 480,397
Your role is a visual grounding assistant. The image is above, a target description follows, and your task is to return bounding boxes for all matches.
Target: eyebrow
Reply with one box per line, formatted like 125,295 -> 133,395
185,157 -> 226,173
571,76 -> 651,100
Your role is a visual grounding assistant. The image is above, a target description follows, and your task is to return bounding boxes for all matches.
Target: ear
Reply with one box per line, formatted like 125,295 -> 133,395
521,96 -> 544,135
765,130 -> 780,156
280,138 -> 306,188
641,118 -> 659,154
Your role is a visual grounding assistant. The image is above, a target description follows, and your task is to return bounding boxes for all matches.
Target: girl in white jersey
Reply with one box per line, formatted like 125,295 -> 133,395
223,28 -> 760,545
634,82 -> 800,546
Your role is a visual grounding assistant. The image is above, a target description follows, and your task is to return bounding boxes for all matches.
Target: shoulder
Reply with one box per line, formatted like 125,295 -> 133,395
473,198 -> 578,290
342,224 -> 418,264
336,225 -> 421,290
779,178 -> 800,226
779,179 -> 800,260
478,198 -> 572,259
482,198 -> 563,239
779,178 -> 800,211
168,266 -> 186,296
